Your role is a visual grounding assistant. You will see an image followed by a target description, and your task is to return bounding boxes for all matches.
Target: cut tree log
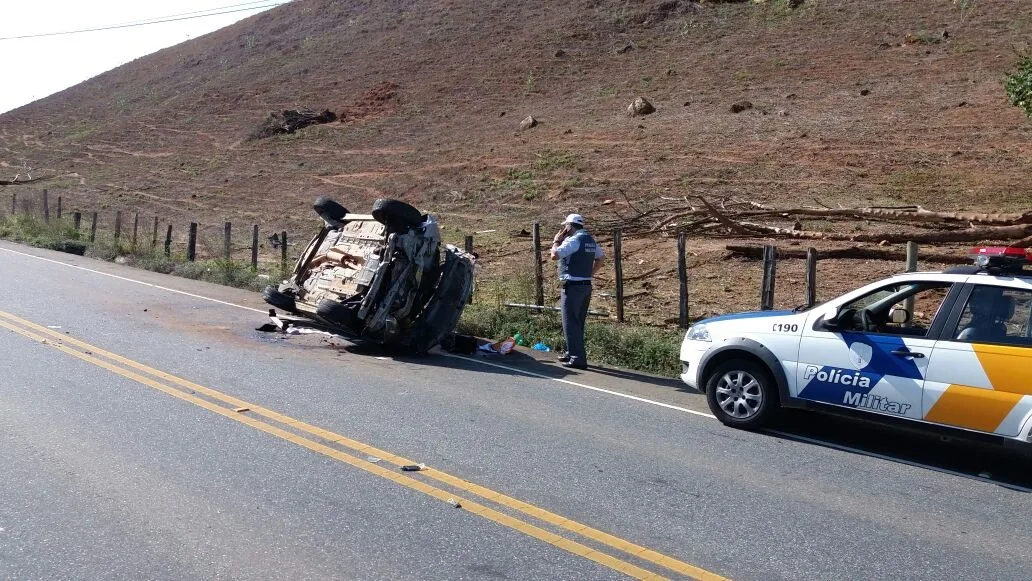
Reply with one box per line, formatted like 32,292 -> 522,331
737,206 -> 1032,225
725,245 -> 970,265
851,223 -> 1032,244
736,221 -> 1032,244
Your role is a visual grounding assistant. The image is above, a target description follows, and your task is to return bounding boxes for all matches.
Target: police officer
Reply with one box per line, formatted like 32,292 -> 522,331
550,213 -> 604,369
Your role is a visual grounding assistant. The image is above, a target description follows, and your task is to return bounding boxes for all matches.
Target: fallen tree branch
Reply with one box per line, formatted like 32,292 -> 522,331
698,197 -> 762,235
0,173 -> 52,186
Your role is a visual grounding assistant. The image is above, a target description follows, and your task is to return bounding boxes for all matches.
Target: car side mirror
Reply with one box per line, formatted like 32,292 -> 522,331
889,307 -> 910,324
817,314 -> 840,331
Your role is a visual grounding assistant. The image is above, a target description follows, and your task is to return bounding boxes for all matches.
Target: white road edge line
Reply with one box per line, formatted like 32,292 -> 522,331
441,353 -> 717,419
7,243 -> 1030,492
0,246 -> 267,314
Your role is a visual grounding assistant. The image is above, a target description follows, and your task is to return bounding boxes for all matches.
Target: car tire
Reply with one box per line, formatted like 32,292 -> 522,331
704,358 -> 778,429
316,298 -> 359,331
263,286 -> 297,312
371,199 -> 423,233
313,196 -> 349,227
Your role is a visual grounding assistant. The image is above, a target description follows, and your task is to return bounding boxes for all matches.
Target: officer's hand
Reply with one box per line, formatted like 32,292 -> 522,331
553,225 -> 570,244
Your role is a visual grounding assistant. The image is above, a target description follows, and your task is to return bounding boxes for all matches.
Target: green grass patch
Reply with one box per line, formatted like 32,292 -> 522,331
1005,53 -> 1032,119
533,149 -> 580,172
457,303 -> 682,376
488,168 -> 543,201
460,272 -> 681,376
0,213 -> 87,252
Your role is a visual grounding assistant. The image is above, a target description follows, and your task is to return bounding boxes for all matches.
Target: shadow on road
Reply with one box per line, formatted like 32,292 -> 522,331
765,409 -> 1032,492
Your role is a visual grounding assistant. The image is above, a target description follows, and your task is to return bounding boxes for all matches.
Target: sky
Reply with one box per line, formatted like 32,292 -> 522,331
0,0 -> 288,115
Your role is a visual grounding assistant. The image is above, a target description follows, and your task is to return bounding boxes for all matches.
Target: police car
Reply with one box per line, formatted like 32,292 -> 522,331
680,246 -> 1032,444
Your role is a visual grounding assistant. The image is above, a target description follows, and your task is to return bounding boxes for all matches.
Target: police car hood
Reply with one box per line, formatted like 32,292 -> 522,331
698,310 -> 796,325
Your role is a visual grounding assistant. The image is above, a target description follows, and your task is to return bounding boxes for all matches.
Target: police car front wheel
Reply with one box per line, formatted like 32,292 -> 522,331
705,359 -> 778,429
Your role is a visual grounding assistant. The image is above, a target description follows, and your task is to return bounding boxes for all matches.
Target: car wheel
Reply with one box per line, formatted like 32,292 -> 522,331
263,285 -> 297,313
371,199 -> 423,232
313,196 -> 349,226
704,358 -> 778,429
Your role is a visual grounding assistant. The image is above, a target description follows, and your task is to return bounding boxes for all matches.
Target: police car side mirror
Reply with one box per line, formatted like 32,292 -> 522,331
816,314 -> 840,331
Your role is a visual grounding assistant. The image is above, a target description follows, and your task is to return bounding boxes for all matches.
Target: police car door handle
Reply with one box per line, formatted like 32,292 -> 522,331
891,348 -> 924,358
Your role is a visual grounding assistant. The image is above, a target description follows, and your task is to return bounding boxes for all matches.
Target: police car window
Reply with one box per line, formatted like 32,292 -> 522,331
841,282 -> 952,336
952,286 -> 1032,346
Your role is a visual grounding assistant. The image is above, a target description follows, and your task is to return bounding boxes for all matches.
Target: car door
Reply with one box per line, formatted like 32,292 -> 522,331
794,279 -> 958,421
923,282 -> 1032,437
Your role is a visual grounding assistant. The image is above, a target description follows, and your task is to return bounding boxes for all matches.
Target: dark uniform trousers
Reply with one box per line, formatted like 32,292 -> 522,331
561,280 -> 592,366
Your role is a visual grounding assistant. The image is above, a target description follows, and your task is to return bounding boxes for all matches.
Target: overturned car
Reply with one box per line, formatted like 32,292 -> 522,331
263,197 -> 475,353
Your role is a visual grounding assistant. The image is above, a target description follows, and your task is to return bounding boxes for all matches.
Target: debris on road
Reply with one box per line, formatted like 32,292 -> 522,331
366,456 -> 382,464
401,463 -> 427,471
233,407 -> 250,413
478,337 -> 516,355
446,497 -> 462,508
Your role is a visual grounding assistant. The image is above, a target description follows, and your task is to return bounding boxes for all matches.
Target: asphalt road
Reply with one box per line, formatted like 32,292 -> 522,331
2,240 -> 1031,580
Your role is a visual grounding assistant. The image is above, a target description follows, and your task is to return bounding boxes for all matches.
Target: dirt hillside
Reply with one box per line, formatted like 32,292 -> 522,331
2,0 -> 1031,322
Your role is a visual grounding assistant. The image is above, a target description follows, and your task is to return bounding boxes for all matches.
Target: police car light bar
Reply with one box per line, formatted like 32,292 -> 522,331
968,246 -> 1031,270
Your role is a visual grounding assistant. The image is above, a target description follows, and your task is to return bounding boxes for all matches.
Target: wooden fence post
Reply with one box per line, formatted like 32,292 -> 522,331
114,211 -> 123,245
904,241 -> 919,322
152,217 -> 159,248
131,213 -> 139,250
678,231 -> 689,330
89,212 -> 98,242
56,196 -> 62,220
613,228 -> 624,323
9,193 -> 14,215
760,244 -> 778,310
164,225 -> 173,257
251,224 -> 259,269
532,223 -> 544,306
224,221 -> 232,261
187,222 -> 197,261
73,212 -> 82,231
280,230 -> 288,272
463,234 -> 474,303
42,190 -> 49,223
805,247 -> 818,308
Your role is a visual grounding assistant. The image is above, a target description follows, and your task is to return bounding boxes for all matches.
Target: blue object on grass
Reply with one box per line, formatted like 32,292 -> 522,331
531,342 -> 551,352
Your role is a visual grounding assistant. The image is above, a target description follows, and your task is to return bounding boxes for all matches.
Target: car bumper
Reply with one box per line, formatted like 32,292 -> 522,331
679,339 -> 710,392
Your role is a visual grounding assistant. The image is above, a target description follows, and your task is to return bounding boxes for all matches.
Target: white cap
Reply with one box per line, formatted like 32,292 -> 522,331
562,213 -> 585,226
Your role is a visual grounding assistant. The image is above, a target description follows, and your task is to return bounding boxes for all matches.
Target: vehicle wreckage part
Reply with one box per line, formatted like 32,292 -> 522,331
366,260 -> 415,333
410,246 -> 476,353
313,196 -> 350,227
372,198 -> 423,233
358,233 -> 397,321
292,225 -> 333,288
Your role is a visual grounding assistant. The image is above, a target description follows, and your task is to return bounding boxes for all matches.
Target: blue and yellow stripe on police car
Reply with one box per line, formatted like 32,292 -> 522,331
923,342 -> 1032,436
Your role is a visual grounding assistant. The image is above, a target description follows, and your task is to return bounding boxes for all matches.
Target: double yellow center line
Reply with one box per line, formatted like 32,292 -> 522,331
0,310 -> 727,581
